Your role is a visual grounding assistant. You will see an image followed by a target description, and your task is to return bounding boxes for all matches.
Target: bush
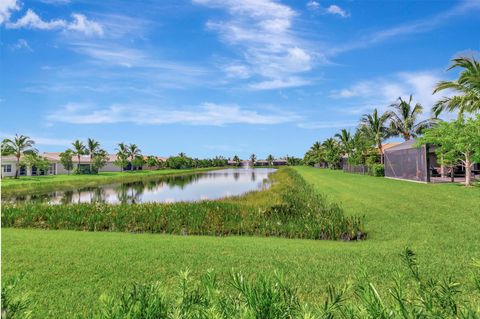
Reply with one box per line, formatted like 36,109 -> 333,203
74,165 -> 97,175
1,274 -> 33,319
369,164 -> 385,177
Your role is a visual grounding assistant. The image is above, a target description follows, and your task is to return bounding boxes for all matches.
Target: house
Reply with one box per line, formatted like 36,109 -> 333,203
272,159 -> 287,166
1,153 -> 167,177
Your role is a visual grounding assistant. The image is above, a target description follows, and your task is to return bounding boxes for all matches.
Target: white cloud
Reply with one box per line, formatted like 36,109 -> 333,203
326,5 -> 349,18
0,0 -> 19,25
67,14 -> 103,36
11,38 -> 33,52
195,0 -> 314,89
38,0 -> 71,4
306,1 -> 320,10
330,70 -> 455,117
223,64 -> 251,79
6,9 -> 103,36
47,102 -> 301,126
249,77 -> 310,90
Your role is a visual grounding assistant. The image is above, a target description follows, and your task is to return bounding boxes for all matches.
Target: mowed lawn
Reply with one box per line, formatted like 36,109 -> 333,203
2,167 -> 480,317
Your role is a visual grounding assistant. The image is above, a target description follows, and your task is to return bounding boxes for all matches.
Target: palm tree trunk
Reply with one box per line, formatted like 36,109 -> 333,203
465,155 -> 472,186
378,143 -> 384,164
15,154 -> 20,179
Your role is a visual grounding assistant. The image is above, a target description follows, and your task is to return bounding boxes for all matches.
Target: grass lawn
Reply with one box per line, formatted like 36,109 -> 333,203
2,167 -> 480,317
1,167 -> 218,196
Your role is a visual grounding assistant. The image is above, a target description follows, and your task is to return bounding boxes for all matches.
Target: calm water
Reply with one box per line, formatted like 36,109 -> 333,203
5,168 -> 276,205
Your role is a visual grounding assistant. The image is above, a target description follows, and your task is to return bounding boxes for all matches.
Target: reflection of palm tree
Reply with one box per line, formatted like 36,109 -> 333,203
60,190 -> 74,205
233,172 -> 240,181
91,188 -> 107,204
251,171 -> 256,182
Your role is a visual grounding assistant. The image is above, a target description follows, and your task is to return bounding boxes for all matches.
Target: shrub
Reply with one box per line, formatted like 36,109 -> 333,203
368,164 -> 385,177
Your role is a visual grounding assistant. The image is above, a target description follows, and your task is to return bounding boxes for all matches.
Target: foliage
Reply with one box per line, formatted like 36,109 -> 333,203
59,150 -> 74,173
3,168 -> 365,241
145,156 -> 163,169
368,163 -> 385,177
285,156 -> 302,166
20,153 -> 50,175
250,154 -> 256,165
1,274 -> 33,319
416,115 -> 480,186
71,140 -> 87,165
131,155 -> 145,170
433,56 -> 480,117
334,129 -> 353,155
1,134 -> 36,178
92,150 -> 109,172
389,95 -> 436,140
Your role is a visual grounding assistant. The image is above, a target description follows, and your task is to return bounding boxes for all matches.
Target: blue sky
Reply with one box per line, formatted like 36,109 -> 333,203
1,0 -> 479,158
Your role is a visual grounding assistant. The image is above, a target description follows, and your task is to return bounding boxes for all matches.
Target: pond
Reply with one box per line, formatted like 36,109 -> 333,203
5,168 -> 277,205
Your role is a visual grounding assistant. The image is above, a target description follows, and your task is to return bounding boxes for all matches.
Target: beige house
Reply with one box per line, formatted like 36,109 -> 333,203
1,153 -> 167,177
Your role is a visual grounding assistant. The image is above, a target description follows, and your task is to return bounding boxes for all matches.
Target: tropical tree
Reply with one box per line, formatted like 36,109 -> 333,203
92,149 -> 109,173
389,95 -> 435,140
232,155 -> 241,167
322,138 -> 341,169
132,155 -> 145,170
416,115 -> 480,186
432,57 -> 480,118
266,154 -> 274,166
250,154 -> 256,166
114,143 -> 130,171
359,108 -> 393,164
1,134 -> 36,178
146,156 -> 160,169
59,149 -> 74,174
86,138 -> 101,171
334,129 -> 352,155
71,140 -> 87,168
127,144 -> 142,170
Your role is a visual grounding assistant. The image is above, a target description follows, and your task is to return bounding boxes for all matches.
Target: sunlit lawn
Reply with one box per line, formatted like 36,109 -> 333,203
2,167 -> 479,317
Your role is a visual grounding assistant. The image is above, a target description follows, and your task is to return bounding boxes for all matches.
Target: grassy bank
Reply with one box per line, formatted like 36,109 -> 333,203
2,167 -> 479,317
0,168 -> 219,196
2,168 -> 364,240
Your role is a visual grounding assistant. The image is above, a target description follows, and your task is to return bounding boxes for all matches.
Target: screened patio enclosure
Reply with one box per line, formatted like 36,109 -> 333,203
384,139 -> 435,183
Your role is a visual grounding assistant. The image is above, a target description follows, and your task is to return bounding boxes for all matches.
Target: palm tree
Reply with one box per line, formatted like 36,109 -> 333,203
232,155 -> 241,166
334,129 -> 352,155
86,138 -> 101,171
266,154 -> 274,166
1,134 -> 36,178
71,140 -> 87,167
432,57 -> 480,118
359,109 -> 392,164
322,138 -> 340,169
127,144 -> 141,170
250,154 -> 256,166
115,142 -> 129,172
389,95 -> 435,140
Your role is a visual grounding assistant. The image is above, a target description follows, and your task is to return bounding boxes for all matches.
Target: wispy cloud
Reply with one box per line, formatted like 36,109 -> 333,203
195,0 -> 316,89
6,8 -> 103,36
326,5 -> 349,18
329,0 -> 480,55
0,0 -> 19,25
47,102 -> 302,126
10,38 -> 33,52
330,70 -> 455,117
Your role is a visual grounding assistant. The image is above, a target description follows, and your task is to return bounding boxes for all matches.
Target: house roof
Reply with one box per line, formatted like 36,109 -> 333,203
379,142 -> 402,154
1,153 -> 168,163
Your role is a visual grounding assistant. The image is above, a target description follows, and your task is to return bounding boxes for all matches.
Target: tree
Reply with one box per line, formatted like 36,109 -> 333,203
35,156 -> 51,175
416,115 -> 480,186
146,156 -> 159,169
432,57 -> 480,118
86,138 -> 101,171
92,149 -> 109,173
334,129 -> 352,155
59,149 -> 74,174
127,144 -> 142,170
114,143 -> 129,172
232,155 -> 241,167
389,95 -> 435,140
266,154 -> 274,166
322,138 -> 341,169
250,154 -> 256,166
20,153 -> 49,175
359,108 -> 392,164
132,155 -> 145,170
1,134 -> 36,178
71,140 -> 87,168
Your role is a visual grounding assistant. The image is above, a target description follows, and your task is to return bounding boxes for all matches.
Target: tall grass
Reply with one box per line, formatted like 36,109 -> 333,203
2,168 -> 365,240
5,249 -> 479,318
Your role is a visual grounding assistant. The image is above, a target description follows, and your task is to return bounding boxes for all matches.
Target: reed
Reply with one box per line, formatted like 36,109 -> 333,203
2,168 -> 365,241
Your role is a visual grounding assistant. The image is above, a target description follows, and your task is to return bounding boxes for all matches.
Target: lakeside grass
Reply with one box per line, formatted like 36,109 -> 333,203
2,167 -> 480,317
0,168 -> 219,196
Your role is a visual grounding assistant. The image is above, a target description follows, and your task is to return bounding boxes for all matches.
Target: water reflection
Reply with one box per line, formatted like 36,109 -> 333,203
5,168 -> 276,205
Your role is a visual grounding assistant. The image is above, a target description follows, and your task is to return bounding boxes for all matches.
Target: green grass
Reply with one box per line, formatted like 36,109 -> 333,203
0,168 -> 219,196
2,167 -> 480,318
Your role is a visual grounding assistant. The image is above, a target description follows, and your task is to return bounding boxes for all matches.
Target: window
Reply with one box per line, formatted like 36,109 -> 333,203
2,164 -> 12,173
